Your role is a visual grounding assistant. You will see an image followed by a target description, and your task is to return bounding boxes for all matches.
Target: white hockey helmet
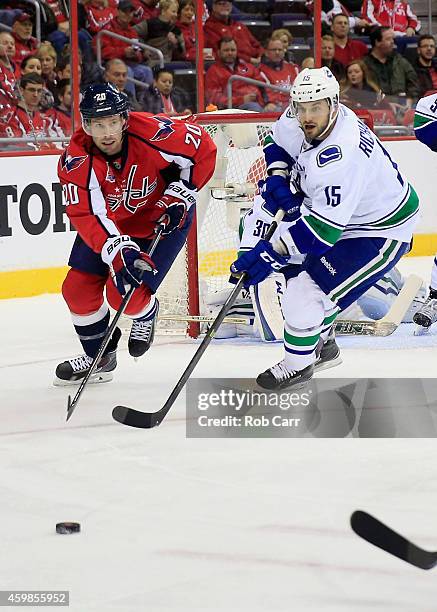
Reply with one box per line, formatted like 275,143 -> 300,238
290,67 -> 340,136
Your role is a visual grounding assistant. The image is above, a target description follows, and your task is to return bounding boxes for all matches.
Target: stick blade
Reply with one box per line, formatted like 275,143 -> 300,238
112,405 -> 162,429
351,510 -> 437,570
66,395 -> 74,422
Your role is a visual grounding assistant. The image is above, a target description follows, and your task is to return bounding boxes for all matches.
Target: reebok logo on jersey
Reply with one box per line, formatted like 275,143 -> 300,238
150,116 -> 175,141
62,154 -> 88,173
317,145 -> 342,167
321,256 -> 336,276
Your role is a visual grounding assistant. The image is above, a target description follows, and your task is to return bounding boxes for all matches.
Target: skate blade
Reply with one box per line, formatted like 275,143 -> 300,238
53,372 -> 114,387
414,324 -> 430,336
314,356 -> 343,374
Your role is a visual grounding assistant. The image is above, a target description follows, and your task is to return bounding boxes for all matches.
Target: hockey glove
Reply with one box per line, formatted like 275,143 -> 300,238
102,235 -> 156,296
155,180 -> 197,235
230,240 -> 289,288
259,177 -> 304,222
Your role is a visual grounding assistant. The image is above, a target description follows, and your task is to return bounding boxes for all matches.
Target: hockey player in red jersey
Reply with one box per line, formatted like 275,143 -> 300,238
55,82 -> 216,385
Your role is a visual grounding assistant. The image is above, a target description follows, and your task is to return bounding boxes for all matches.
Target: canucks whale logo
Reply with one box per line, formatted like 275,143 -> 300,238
317,145 -> 342,167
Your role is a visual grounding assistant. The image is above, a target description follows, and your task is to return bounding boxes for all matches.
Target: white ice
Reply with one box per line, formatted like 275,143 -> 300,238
1,257 -> 436,611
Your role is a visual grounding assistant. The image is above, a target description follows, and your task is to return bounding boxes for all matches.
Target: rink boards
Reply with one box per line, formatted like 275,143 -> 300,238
0,139 -> 436,299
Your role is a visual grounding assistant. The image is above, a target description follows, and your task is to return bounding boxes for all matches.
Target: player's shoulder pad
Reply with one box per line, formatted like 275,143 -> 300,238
416,93 -> 437,114
316,144 -> 342,168
58,132 -> 92,188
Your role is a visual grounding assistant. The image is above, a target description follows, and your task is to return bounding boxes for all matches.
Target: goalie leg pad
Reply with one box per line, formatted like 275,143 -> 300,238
250,274 -> 285,342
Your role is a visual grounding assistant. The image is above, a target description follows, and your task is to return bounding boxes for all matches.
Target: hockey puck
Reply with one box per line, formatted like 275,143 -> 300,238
56,522 -> 81,534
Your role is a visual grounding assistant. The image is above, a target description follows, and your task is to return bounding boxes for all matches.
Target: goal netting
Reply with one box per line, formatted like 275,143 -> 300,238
155,111 -> 277,336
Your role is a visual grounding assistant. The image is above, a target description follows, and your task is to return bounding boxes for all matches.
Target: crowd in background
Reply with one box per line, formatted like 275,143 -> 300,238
0,0 -> 436,149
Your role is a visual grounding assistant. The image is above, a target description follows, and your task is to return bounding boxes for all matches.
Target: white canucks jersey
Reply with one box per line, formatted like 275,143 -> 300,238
414,93 -> 437,151
267,104 -> 419,246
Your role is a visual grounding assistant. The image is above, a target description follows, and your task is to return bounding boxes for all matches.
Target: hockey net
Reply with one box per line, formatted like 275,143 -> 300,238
155,111 -> 278,336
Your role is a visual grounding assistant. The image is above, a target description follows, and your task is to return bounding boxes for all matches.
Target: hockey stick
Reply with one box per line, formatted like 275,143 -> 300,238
334,274 -> 423,336
350,510 -> 437,570
66,225 -> 165,421
158,273 -> 422,336
112,209 -> 285,429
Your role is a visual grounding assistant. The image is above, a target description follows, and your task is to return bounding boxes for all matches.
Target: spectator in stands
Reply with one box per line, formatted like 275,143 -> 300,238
44,78 -> 72,140
259,37 -> 299,111
45,0 -> 71,52
139,67 -> 192,113
21,54 -> 55,109
271,29 -> 295,64
8,73 -> 56,147
0,31 -> 19,108
11,13 -> 39,65
331,14 -> 368,66
133,0 -> 160,21
21,55 -> 42,77
361,0 -> 420,37
99,0 -> 153,88
413,35 -> 437,97
205,37 -> 269,111
37,42 -> 57,89
321,34 -> 346,81
364,26 -> 419,104
340,59 -> 389,109
176,0 -> 196,62
138,0 -> 185,63
104,58 -> 142,109
307,0 -> 368,32
301,56 -> 315,69
204,0 -> 264,65
83,0 -> 117,35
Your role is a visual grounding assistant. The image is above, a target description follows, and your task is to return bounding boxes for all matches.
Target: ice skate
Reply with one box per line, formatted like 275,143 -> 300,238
54,328 -> 121,386
314,329 -> 342,373
413,290 -> 437,330
128,301 -> 159,358
256,360 -> 314,390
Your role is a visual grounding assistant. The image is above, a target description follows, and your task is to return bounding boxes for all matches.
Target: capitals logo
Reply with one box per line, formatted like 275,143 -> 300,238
150,116 -> 175,142
62,154 -> 88,173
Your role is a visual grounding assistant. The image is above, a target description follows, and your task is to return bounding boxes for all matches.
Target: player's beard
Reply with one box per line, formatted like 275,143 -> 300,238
95,133 -> 124,155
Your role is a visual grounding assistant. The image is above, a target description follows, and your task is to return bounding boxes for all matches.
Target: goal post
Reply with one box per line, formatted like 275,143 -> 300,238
155,111 -> 279,337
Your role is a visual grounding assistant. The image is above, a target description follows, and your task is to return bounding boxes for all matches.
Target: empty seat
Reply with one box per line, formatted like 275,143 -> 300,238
233,0 -> 269,16
237,19 -> 272,41
270,0 -> 307,14
271,14 -> 313,37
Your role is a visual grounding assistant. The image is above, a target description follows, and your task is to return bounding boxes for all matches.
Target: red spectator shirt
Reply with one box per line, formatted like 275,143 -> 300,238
84,4 -> 116,34
204,15 -> 264,63
131,0 -> 159,22
0,105 -> 57,149
334,38 -> 368,65
45,0 -> 68,24
45,107 -> 72,138
259,60 -> 299,107
361,0 -> 420,34
12,34 -> 39,65
177,20 -> 196,62
97,17 -> 142,62
57,112 -> 217,253
0,60 -> 19,107
205,58 -> 264,108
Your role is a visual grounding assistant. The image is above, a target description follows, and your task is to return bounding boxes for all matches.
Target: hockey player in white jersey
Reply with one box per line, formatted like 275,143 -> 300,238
412,93 -> 437,330
231,67 -> 419,390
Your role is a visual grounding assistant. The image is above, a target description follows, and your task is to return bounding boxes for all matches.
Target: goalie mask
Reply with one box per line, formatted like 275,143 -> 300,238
289,67 -> 340,140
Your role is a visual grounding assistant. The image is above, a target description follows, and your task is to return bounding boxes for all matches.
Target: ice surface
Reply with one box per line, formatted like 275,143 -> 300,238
0,257 -> 436,611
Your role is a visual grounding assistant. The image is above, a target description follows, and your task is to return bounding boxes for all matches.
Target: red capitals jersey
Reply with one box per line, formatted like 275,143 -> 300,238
361,0 -> 420,33
58,112 -> 217,254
